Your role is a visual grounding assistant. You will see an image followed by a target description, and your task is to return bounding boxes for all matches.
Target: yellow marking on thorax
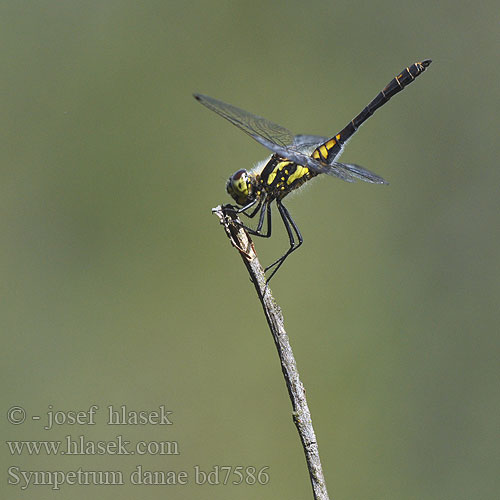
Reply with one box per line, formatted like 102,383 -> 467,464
267,161 -> 292,185
287,165 -> 309,185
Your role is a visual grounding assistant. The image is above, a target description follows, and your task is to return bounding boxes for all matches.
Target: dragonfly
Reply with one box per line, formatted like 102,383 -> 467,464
195,59 -> 431,282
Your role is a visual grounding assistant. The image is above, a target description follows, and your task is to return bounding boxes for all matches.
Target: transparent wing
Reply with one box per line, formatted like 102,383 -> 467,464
194,94 -> 386,184
330,162 -> 388,184
194,94 -> 294,149
293,136 -> 387,183
292,134 -> 328,150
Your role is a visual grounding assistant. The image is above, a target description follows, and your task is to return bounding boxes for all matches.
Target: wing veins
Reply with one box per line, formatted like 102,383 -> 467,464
194,94 -> 386,184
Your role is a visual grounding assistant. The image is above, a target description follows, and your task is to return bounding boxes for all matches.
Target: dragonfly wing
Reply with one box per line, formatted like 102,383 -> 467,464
329,162 -> 388,184
275,149 -> 358,183
194,94 -> 294,149
194,95 -> 361,183
292,134 -> 328,149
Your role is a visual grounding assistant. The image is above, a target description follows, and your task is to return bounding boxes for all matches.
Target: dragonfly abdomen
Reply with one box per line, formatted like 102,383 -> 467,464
313,60 -> 432,164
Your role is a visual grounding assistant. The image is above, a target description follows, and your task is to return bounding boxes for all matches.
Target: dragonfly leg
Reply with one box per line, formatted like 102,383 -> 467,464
241,199 -> 263,219
236,201 -> 272,238
220,199 -> 257,217
265,200 -> 303,282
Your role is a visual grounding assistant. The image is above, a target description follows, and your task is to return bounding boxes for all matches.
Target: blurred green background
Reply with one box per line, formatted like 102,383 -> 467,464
1,1 -> 499,499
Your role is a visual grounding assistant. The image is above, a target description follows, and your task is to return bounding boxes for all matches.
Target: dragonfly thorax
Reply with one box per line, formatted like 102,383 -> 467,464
226,169 -> 258,206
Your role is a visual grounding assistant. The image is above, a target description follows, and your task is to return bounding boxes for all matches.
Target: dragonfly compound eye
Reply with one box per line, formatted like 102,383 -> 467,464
226,169 -> 251,205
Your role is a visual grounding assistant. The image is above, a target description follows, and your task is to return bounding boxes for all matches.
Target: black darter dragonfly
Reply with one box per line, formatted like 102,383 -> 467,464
195,59 -> 431,282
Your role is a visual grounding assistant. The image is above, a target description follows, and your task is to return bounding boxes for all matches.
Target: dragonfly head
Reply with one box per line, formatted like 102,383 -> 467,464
226,169 -> 255,206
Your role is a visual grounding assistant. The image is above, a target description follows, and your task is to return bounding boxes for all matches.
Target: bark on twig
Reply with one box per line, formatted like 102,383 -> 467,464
212,205 -> 330,500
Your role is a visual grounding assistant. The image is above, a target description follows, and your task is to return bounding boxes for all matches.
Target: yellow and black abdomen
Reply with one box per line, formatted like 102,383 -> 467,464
312,60 -> 432,165
260,155 -> 317,200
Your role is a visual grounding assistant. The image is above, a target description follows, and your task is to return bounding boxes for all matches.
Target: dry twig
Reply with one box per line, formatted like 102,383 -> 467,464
212,205 -> 330,500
